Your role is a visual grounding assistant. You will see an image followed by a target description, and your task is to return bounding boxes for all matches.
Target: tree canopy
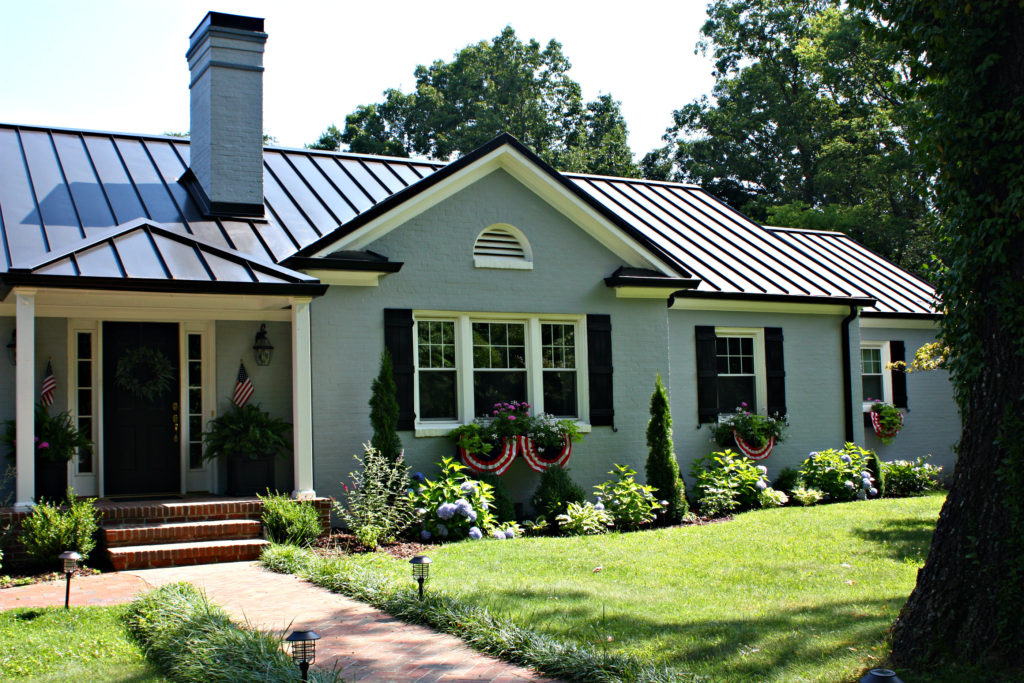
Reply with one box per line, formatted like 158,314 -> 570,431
644,0 -> 931,277
308,27 -> 639,177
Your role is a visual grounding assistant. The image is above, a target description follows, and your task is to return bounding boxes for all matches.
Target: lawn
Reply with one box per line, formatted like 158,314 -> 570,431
343,493 -> 944,682
0,605 -> 166,682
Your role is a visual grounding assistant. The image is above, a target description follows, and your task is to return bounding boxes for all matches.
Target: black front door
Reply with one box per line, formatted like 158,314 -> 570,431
103,322 -> 181,496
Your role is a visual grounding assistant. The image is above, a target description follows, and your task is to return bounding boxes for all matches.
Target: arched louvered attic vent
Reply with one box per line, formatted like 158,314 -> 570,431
473,224 -> 533,270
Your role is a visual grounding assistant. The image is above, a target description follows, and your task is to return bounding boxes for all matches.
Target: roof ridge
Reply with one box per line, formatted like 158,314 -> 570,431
563,171 -> 701,189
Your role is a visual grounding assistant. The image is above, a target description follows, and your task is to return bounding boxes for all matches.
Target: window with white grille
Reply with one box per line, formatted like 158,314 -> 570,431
473,224 -> 532,269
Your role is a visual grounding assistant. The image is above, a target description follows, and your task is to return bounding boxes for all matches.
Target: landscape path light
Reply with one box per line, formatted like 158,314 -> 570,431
859,669 -> 905,683
58,550 -> 81,609
285,629 -> 320,681
410,555 -> 432,599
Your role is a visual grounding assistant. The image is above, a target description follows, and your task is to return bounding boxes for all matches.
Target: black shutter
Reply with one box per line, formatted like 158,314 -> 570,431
587,314 -> 614,426
765,327 -> 787,417
695,326 -> 718,423
890,340 -> 908,409
384,309 -> 415,430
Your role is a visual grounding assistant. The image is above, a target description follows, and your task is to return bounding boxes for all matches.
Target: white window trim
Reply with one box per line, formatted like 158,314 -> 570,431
860,341 -> 892,411
714,327 -> 767,416
413,311 -> 590,435
67,320 -> 100,497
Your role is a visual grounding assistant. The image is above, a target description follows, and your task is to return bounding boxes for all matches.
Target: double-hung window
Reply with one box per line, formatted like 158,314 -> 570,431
414,313 -> 585,429
860,342 -> 892,408
713,328 -> 767,414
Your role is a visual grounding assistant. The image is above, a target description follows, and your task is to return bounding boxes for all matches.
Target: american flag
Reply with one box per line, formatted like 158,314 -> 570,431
40,360 -> 56,407
232,362 -> 254,407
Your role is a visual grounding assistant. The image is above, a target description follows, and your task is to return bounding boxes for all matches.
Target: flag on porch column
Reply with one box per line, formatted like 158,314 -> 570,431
232,362 -> 254,407
40,360 -> 56,407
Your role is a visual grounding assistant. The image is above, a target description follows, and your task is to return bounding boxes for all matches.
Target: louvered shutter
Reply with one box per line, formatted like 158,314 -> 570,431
587,314 -> 614,426
695,326 -> 718,423
383,309 -> 415,429
765,327 -> 787,418
890,340 -> 908,409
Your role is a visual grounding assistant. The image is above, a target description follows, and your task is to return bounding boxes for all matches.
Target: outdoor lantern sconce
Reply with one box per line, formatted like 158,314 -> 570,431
859,669 -> 905,683
410,555 -> 432,599
59,550 -> 81,609
285,629 -> 320,681
253,323 -> 274,367
6,329 -> 15,366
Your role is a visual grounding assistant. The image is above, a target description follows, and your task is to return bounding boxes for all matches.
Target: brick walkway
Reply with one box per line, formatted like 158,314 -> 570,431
0,562 -> 556,682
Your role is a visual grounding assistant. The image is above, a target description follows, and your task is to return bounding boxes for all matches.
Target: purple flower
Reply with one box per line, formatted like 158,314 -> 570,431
460,481 -> 477,494
840,454 -> 853,465
504,529 -> 516,539
844,480 -> 855,490
468,526 -> 483,540
809,452 -> 819,458
741,402 -> 748,408
593,502 -> 605,511
437,503 -> 457,520
492,529 -> 506,540
421,529 -> 432,541
436,524 -> 449,537
756,465 -> 768,475
508,416 -> 516,421
38,442 -> 49,449
756,479 -> 768,491
869,487 -> 878,497
413,472 -> 426,483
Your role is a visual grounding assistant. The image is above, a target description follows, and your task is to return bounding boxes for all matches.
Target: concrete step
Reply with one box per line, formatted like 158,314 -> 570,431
108,538 -> 270,571
103,519 -> 263,548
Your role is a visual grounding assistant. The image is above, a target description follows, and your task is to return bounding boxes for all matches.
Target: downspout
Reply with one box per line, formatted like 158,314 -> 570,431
840,305 -> 860,442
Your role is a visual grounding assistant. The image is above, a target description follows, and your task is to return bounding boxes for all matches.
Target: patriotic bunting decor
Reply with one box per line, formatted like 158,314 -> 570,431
732,429 -> 775,460
870,409 -> 903,440
519,435 -> 573,472
40,360 -> 56,407
459,437 -> 517,475
232,362 -> 254,407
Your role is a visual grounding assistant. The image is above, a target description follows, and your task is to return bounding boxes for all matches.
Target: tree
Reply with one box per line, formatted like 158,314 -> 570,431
645,374 -> 688,523
857,0 -> 1024,675
645,1 -> 932,277
311,27 -> 639,177
369,350 -> 402,463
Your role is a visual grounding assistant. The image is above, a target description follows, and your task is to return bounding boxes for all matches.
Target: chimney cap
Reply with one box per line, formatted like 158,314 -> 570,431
190,11 -> 264,40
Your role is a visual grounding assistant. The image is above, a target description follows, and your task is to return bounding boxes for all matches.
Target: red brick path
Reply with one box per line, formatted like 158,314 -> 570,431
0,561 -> 556,682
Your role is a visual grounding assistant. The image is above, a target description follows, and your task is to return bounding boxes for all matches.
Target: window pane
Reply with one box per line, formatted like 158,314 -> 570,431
473,322 -> 525,369
862,375 -> 884,402
543,371 -> 578,417
78,388 -> 91,416
188,360 -> 201,386
189,415 -> 202,439
861,348 -> 882,374
718,376 -> 756,413
188,333 -> 201,360
473,371 -> 527,417
78,361 -> 91,388
77,332 -> 91,360
419,371 -> 457,420
189,442 -> 204,470
77,442 -> 93,473
189,387 -> 202,413
78,416 -> 92,440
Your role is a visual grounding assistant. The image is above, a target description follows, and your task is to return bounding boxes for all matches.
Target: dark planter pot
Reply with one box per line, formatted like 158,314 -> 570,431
226,452 -> 276,496
35,454 -> 69,502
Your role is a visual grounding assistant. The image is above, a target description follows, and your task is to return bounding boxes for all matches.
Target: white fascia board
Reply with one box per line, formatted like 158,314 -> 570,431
670,298 -> 850,316
859,317 -> 939,330
302,269 -> 382,286
613,286 -> 679,299
0,289 -> 293,321
313,145 -> 674,275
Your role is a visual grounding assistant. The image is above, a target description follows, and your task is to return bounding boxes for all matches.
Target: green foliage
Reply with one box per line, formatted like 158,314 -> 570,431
709,406 -> 788,449
555,502 -> 612,536
646,0 -> 932,277
306,123 -> 343,151
324,27 -> 639,178
869,401 -> 904,444
409,457 -> 494,541
369,350 -> 402,463
478,473 -> 516,523
448,401 -> 581,455
791,486 -> 825,506
530,465 -> 586,523
201,404 -> 291,461
3,403 -> 91,462
798,444 -> 877,501
866,450 -> 886,498
882,457 -> 942,497
645,374 -> 688,523
690,450 -> 769,516
758,488 -> 789,508
772,467 -> 802,494
123,582 -> 340,682
256,491 -> 321,546
593,465 -> 660,530
336,444 -> 415,549
18,489 -> 97,566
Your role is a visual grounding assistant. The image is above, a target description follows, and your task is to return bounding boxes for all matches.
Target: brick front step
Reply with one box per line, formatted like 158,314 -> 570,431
108,539 -> 270,570
97,498 -> 265,526
103,519 -> 263,548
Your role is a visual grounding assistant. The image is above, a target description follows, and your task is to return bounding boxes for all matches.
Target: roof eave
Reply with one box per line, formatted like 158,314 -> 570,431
284,256 -> 404,273
669,289 -> 877,309
0,274 -> 328,299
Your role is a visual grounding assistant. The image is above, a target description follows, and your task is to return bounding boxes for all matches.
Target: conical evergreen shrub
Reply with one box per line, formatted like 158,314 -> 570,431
645,374 -> 688,523
369,349 -> 402,463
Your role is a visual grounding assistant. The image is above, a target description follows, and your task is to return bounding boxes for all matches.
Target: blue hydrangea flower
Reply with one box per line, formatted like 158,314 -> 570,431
809,451 -> 819,458
413,472 -> 426,483
756,465 -> 768,475
861,471 -> 872,479
420,529 -> 432,541
857,490 -> 867,501
415,508 -> 427,516
844,480 -> 855,490
593,502 -> 605,511
492,529 -> 506,540
840,454 -> 853,465
436,524 -> 448,537
862,478 -> 873,490
756,479 -> 768,491
467,509 -> 477,522
437,503 -> 456,520
468,526 -> 483,540
504,529 -> 516,539
460,481 -> 477,494
869,487 -> 878,497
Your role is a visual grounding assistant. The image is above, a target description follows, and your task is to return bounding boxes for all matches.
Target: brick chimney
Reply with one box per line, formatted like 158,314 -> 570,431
183,12 -> 266,218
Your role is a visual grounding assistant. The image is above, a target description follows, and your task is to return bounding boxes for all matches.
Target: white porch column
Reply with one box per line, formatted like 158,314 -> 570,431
290,297 -> 315,498
14,288 -> 37,509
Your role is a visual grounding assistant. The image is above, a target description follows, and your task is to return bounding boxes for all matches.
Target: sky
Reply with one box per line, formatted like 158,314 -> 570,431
1,0 -> 716,158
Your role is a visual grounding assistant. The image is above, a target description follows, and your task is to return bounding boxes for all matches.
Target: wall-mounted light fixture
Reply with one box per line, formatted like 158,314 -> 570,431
253,323 -> 274,367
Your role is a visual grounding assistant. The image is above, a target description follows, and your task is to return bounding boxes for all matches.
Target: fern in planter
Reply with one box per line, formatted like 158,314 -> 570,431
2,403 -> 91,462
202,404 -> 292,461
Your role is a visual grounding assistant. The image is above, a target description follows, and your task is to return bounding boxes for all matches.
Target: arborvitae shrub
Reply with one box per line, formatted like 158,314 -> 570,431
531,466 -> 585,525
645,374 -> 689,523
772,467 -> 801,494
369,350 -> 402,463
479,473 -> 516,522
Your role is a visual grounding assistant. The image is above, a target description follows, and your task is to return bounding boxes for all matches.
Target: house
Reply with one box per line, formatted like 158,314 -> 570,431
0,12 -> 959,512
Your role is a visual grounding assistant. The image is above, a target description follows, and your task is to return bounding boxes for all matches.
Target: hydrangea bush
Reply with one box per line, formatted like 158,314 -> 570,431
689,450 -> 771,516
798,444 -> 879,502
883,456 -> 943,496
555,501 -> 613,535
593,465 -> 660,529
409,457 -> 495,541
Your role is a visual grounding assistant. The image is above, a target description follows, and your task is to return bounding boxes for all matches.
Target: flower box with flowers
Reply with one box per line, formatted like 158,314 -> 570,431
708,403 -> 788,461
867,400 -> 903,444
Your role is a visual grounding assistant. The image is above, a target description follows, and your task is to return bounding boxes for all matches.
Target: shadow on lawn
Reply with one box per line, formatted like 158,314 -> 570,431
852,515 -> 936,563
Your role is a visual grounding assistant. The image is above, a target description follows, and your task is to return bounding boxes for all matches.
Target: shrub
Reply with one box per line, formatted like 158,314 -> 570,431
798,444 -> 878,501
709,407 -> 788,449
689,450 -> 769,516
866,450 -> 886,498
791,486 -> 825,506
883,456 -> 943,497
555,502 -> 613,536
772,467 -> 801,494
645,374 -> 688,523
758,488 -> 789,508
336,444 -> 415,549
123,582 -> 340,682
257,491 -> 321,546
409,457 -> 494,541
531,465 -> 585,524
369,350 -> 402,463
478,474 -> 516,523
18,489 -> 97,566
593,465 -> 660,529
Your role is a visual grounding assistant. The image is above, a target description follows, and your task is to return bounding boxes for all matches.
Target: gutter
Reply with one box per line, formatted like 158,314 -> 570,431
840,304 -> 860,442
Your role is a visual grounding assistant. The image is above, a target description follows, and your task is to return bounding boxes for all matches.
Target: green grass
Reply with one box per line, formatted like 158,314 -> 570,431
0,605 -> 166,682
342,493 -> 945,682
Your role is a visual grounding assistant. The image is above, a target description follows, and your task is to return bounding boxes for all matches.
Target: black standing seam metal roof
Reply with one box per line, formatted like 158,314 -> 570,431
0,122 -> 937,315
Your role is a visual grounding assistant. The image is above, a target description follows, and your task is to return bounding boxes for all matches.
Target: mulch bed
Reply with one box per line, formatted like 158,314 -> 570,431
315,531 -> 436,560
1,566 -> 100,590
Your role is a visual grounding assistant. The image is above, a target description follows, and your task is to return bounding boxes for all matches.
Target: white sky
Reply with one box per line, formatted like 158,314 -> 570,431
1,0 -> 715,158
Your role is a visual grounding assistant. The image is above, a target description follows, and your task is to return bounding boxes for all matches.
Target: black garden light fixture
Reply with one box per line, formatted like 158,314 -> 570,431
859,669 -> 905,683
410,555 -> 432,599
252,323 -> 274,367
285,629 -> 320,681
59,550 -> 81,609
6,329 -> 15,366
